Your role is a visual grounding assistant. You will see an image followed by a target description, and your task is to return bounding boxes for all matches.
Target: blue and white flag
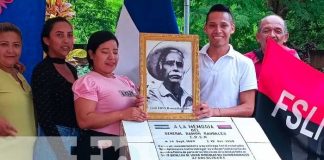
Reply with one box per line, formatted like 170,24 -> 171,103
0,0 -> 45,82
115,0 -> 179,84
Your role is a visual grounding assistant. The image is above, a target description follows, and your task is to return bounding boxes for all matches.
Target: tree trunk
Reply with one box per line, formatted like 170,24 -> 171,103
267,0 -> 288,19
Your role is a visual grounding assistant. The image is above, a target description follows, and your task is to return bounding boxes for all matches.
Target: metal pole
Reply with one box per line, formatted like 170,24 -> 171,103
184,0 -> 190,34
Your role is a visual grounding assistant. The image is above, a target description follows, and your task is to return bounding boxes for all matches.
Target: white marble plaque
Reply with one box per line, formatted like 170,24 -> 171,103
148,121 -> 254,160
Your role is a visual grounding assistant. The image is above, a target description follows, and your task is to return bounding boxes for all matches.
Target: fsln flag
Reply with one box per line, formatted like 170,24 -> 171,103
115,0 -> 179,84
0,1 -> 45,82
256,38 -> 324,160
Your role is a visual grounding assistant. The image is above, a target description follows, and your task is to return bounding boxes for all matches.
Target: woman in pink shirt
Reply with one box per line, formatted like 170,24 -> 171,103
72,31 -> 147,159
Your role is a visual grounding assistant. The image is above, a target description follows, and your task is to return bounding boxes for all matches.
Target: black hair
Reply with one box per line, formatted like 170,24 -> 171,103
41,17 -> 72,53
205,4 -> 233,24
0,22 -> 22,40
86,30 -> 119,69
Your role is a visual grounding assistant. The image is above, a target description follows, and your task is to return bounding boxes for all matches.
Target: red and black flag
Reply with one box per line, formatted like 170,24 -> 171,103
255,38 -> 324,160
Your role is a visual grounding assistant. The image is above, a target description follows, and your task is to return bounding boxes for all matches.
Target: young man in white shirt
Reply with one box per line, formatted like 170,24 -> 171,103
195,4 -> 257,118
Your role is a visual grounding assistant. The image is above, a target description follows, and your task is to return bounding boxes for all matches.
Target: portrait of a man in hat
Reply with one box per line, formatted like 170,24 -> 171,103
146,41 -> 193,113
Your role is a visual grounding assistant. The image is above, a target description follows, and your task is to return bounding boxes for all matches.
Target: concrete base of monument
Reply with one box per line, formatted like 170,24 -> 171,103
122,117 -> 280,160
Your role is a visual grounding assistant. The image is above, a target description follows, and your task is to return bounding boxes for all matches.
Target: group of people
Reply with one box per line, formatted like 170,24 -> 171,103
0,16 -> 146,160
0,3 -> 300,160
146,4 -> 299,118
196,5 -> 299,118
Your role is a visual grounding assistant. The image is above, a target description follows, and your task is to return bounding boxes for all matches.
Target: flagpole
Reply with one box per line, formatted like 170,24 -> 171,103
184,0 -> 190,34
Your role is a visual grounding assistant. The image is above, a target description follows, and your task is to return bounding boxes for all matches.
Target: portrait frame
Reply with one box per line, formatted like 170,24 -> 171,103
139,33 -> 200,120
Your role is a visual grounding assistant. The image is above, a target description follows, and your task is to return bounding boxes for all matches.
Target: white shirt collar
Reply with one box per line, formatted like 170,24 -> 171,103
200,43 -> 236,58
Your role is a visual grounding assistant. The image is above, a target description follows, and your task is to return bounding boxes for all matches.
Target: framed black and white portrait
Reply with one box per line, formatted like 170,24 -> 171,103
139,33 -> 200,120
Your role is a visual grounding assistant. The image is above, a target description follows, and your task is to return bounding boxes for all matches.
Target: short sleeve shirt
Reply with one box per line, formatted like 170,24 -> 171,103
73,71 -> 137,135
199,44 -> 257,108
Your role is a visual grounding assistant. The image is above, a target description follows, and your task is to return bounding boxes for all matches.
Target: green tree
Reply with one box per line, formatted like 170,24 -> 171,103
279,0 -> 324,50
70,0 -> 324,53
173,0 -> 324,53
173,0 -> 268,53
69,0 -> 122,44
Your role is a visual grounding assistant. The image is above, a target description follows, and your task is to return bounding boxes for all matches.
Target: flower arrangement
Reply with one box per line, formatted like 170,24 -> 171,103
46,0 -> 75,20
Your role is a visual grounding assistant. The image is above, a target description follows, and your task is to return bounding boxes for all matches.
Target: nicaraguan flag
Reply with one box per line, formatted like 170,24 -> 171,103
115,0 -> 179,84
0,1 -> 45,82
255,38 -> 324,160
154,124 -> 170,129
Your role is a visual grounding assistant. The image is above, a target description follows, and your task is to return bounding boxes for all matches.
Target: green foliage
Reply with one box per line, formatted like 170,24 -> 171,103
173,0 -> 324,52
229,1 -> 268,53
70,0 -> 324,53
285,0 -> 324,50
173,0 -> 268,53
69,0 -> 122,44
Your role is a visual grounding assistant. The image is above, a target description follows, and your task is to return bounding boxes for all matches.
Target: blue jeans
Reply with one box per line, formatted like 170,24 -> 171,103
33,125 -> 80,160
